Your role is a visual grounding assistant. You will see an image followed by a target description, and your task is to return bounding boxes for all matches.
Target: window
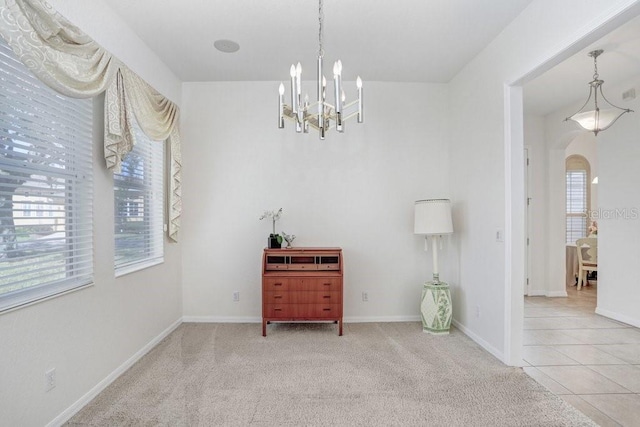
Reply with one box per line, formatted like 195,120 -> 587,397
0,39 -> 93,311
566,155 -> 591,244
114,121 -> 164,274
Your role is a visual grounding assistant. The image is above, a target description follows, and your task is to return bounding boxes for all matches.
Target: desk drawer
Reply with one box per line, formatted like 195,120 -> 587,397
263,277 -> 290,291
263,291 -> 340,304
264,304 -> 341,318
264,277 -> 341,291
288,277 -> 341,291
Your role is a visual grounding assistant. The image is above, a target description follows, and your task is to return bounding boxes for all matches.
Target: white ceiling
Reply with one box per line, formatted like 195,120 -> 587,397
101,0 -> 640,117
101,0 -> 534,83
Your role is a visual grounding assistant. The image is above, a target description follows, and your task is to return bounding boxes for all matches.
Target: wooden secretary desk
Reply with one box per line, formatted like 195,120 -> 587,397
261,247 -> 343,336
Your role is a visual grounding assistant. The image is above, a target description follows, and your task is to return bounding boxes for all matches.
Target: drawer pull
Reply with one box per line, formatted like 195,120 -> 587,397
323,296 -> 331,299
323,308 -> 331,311
273,283 -> 283,286
274,308 -> 282,311
274,295 -> 283,299
323,283 -> 331,286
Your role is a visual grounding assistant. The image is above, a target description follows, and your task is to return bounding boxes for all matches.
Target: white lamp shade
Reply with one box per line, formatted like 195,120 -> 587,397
414,199 -> 453,235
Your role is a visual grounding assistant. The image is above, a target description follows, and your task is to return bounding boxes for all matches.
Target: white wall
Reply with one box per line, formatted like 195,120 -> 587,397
0,2 -> 183,426
448,0 -> 640,364
180,81 -> 450,323
524,115 -> 548,296
593,76 -> 640,327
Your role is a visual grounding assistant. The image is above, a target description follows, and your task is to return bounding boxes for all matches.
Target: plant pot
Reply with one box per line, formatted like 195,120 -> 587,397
268,234 -> 281,249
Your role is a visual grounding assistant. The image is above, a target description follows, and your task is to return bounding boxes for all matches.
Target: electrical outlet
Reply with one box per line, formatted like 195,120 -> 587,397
45,368 -> 56,392
362,292 -> 368,302
233,291 -> 240,302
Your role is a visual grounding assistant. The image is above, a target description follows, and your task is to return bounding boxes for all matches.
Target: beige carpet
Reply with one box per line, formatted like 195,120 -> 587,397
67,322 -> 595,426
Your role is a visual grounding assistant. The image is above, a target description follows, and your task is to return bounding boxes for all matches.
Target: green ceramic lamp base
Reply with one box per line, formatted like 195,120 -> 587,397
420,281 -> 452,335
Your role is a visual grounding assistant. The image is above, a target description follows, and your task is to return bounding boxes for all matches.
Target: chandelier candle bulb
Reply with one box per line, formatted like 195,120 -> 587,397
333,61 -> 341,114
339,89 -> 346,132
334,61 -> 343,131
289,65 -> 296,113
322,76 -> 327,100
296,62 -> 304,129
317,57 -> 324,133
357,76 -> 363,123
303,94 -> 310,133
278,83 -> 285,128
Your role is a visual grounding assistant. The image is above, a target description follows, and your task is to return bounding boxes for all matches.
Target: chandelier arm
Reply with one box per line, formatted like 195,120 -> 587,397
596,110 -> 632,133
343,99 -> 359,110
597,85 -> 634,113
341,111 -> 359,122
564,85 -> 596,122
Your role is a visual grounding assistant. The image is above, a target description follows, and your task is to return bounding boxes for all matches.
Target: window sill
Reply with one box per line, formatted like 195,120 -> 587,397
115,258 -> 164,278
0,281 -> 94,315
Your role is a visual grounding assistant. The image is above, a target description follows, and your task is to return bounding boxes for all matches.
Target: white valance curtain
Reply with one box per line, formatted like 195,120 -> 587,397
0,0 -> 182,241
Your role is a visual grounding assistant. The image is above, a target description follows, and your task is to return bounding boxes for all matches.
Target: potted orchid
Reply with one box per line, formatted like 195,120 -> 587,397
260,208 -> 283,248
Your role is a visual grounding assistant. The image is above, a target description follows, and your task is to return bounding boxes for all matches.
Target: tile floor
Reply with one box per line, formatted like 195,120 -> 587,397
524,283 -> 640,426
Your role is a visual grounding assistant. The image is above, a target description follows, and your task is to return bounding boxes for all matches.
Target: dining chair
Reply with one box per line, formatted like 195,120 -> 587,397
576,237 -> 597,290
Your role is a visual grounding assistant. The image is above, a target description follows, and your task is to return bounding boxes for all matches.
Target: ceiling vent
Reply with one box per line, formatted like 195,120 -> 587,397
622,88 -> 636,101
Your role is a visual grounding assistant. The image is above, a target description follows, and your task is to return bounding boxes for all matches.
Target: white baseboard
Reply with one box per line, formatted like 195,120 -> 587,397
451,319 -> 504,363
546,291 -> 568,297
595,307 -> 640,328
526,289 -> 546,296
182,316 -> 261,323
344,315 -> 421,323
527,289 -> 567,297
47,318 -> 182,427
182,315 -> 422,324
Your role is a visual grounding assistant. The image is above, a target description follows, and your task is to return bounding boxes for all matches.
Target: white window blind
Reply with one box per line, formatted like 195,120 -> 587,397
566,155 -> 590,245
0,39 -> 93,311
114,122 -> 164,274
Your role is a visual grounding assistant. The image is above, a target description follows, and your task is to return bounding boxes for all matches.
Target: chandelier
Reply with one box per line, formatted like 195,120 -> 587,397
565,49 -> 633,135
277,0 -> 363,139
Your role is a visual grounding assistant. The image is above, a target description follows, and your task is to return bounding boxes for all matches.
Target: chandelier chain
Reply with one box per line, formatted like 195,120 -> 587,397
593,55 -> 599,80
318,0 -> 324,57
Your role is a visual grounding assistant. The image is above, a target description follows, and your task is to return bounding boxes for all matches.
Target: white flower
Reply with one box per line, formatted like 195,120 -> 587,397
259,208 -> 283,234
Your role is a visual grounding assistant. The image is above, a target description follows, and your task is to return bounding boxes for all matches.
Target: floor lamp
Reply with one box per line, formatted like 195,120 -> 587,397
414,199 -> 453,335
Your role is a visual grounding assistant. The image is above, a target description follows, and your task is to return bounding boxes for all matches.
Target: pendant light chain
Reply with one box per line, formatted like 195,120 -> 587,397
318,0 -> 324,58
593,53 -> 599,81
